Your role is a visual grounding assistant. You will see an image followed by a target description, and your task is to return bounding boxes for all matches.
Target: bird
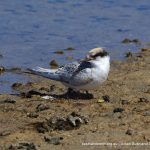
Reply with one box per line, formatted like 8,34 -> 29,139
28,47 -> 110,93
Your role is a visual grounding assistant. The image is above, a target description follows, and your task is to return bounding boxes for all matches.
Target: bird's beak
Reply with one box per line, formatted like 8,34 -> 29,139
80,54 -> 93,62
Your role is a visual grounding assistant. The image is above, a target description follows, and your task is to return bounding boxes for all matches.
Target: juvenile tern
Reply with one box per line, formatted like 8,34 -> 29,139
29,48 -> 110,92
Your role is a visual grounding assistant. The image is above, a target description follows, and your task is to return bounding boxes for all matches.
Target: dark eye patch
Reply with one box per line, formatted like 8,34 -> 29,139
93,51 -> 108,58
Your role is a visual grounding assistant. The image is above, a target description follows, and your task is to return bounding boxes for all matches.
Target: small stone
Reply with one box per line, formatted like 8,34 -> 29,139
121,100 -> 129,105
27,112 -> 39,118
97,99 -> 105,103
113,108 -> 124,113
41,95 -> 55,100
11,82 -> 22,89
3,99 -> 16,104
66,47 -> 75,51
143,111 -> 150,116
138,97 -> 149,103
125,52 -> 133,58
126,128 -> 137,136
36,104 -> 49,112
122,38 -> 132,43
102,95 -> 110,102
54,50 -> 64,54
0,131 -> 11,136
44,136 -> 63,145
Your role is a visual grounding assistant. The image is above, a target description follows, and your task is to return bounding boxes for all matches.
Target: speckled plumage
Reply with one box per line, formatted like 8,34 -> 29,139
29,48 -> 110,91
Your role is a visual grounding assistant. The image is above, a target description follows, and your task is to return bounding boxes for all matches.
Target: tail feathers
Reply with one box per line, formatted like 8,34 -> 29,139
28,67 -> 60,81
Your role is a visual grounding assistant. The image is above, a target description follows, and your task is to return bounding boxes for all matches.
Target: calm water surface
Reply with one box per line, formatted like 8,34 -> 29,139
0,0 -> 150,93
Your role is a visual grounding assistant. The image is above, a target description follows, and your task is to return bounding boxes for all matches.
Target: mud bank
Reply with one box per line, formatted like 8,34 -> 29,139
0,48 -> 150,150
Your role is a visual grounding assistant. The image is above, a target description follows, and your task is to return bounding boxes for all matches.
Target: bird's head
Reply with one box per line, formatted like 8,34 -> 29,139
85,47 -> 109,61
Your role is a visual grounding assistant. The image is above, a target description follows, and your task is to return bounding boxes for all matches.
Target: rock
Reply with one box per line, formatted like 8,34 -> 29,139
41,95 -> 55,100
121,100 -> 129,105
122,38 -> 141,44
8,142 -> 36,150
66,47 -> 75,51
102,95 -> 110,102
54,50 -> 64,54
27,112 -> 39,118
11,82 -> 23,89
126,128 -> 137,136
143,111 -> 150,116
35,112 -> 89,133
44,136 -> 63,145
138,97 -> 149,103
3,99 -> 16,104
113,108 -> 124,113
125,52 -> 133,58
0,130 -> 11,136
36,103 -> 50,112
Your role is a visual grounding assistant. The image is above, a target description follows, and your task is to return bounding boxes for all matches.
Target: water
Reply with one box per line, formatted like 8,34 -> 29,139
0,0 -> 150,93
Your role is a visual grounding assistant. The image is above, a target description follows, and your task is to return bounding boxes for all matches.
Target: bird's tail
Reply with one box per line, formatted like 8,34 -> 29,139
28,67 -> 60,81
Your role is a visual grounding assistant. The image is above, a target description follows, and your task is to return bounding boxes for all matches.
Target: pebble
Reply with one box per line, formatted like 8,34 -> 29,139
102,95 -> 110,102
143,111 -> 150,116
44,136 -> 63,145
113,108 -> 124,113
121,100 -> 129,105
126,128 -> 137,136
11,82 -> 23,89
0,130 -> 11,136
54,50 -> 64,54
3,99 -> 16,104
36,112 -> 89,133
138,97 -> 149,103
8,142 -> 36,150
27,112 -> 39,118
66,47 -> 75,51
36,103 -> 50,112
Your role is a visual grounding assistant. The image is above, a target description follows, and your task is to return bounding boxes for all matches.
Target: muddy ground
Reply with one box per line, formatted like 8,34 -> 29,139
0,48 -> 150,150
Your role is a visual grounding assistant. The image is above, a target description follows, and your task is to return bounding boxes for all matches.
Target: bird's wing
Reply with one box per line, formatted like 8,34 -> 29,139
69,61 -> 94,86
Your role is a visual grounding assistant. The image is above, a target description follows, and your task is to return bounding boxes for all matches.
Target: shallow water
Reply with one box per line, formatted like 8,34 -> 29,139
0,0 -> 150,93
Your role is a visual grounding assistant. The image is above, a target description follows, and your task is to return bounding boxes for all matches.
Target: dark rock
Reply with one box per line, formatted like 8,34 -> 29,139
102,95 -> 110,102
138,97 -> 149,103
54,50 -> 64,54
126,128 -> 137,136
122,38 -> 132,43
125,52 -> 133,58
44,136 -> 63,145
36,103 -> 49,112
121,100 -> 129,105
11,83 -> 23,89
8,142 -> 36,150
66,47 -> 75,51
0,130 -> 11,136
143,111 -> 150,116
0,54 -> 3,58
3,99 -> 16,104
27,112 -> 39,118
113,108 -> 124,113
35,112 -> 89,133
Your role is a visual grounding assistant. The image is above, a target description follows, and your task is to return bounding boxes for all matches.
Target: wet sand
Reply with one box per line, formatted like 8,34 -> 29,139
0,48 -> 150,150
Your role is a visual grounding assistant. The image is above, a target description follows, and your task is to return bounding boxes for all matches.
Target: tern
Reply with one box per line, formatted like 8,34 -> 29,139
29,48 -> 110,93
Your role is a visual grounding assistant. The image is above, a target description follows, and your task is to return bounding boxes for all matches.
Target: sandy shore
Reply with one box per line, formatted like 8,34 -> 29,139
0,48 -> 150,150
